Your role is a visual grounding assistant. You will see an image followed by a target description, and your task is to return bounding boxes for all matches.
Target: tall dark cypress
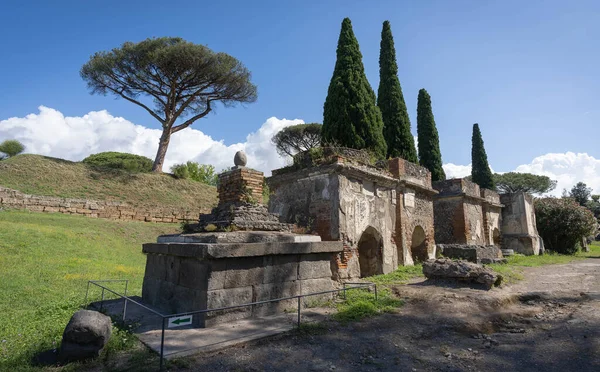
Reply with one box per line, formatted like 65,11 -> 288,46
377,21 -> 417,162
416,89 -> 445,181
471,123 -> 495,189
322,18 -> 387,159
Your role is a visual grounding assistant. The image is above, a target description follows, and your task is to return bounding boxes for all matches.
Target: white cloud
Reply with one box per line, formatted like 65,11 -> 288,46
515,152 -> 600,196
0,106 -> 303,175
441,153 -> 600,196
443,163 -> 472,179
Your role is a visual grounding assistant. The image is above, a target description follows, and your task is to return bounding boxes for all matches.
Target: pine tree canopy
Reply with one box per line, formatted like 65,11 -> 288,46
322,18 -> 387,159
471,123 -> 495,190
377,21 -> 417,162
416,89 -> 445,182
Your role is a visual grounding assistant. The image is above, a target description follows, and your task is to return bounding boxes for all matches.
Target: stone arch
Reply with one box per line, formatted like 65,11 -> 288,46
411,225 -> 428,263
357,226 -> 383,277
492,227 -> 501,247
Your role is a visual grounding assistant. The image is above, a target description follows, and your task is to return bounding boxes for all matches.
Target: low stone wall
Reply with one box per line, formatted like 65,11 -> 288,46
0,186 -> 206,223
141,232 -> 343,326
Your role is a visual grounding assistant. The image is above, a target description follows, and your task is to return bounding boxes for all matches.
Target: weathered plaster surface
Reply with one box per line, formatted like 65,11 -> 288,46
268,158 -> 437,278
500,192 -> 543,255
433,179 -> 503,248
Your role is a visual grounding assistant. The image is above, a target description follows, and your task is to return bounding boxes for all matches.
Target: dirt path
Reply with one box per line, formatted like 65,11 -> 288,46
176,259 -> 600,371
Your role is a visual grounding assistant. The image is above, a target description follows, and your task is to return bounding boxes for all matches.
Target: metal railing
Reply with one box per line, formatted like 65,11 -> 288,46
84,279 -> 378,371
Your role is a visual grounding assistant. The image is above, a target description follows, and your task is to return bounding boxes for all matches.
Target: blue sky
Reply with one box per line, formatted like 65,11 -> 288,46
1,0 -> 599,191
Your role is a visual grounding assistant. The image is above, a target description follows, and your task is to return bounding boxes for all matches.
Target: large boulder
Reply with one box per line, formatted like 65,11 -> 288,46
59,310 -> 112,363
422,258 -> 502,289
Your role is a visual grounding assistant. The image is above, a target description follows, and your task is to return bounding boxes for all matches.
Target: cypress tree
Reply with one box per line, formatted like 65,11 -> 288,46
322,18 -> 387,159
377,21 -> 418,162
471,123 -> 495,190
416,89 -> 446,181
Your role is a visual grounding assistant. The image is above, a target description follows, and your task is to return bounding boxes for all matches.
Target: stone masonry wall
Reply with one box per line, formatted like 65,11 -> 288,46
268,162 -> 398,278
388,158 -> 437,265
268,157 -> 437,275
336,174 -> 397,278
433,196 -> 466,244
388,158 -> 431,188
0,186 -> 205,223
218,167 -> 264,205
433,179 -> 502,247
500,192 -> 543,255
464,201 -> 485,245
142,239 -> 340,326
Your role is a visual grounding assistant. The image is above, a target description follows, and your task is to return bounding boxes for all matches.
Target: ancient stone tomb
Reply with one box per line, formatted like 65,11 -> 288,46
140,151 -> 545,327
432,178 -> 503,246
141,155 -> 342,326
267,156 -> 437,279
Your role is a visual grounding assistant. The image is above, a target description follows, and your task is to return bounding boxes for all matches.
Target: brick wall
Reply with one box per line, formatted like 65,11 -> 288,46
217,167 -> 264,205
0,186 -> 208,223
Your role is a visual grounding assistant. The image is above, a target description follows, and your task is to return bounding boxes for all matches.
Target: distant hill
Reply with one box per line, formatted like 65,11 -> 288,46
0,154 -> 217,211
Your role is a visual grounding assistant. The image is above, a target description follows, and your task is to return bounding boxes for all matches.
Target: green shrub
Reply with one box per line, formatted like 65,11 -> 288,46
0,139 -> 25,157
535,197 -> 597,254
82,152 -> 153,173
171,163 -> 190,179
170,161 -> 218,186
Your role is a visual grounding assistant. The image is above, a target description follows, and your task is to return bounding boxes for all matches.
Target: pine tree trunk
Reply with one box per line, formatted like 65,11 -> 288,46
152,129 -> 171,172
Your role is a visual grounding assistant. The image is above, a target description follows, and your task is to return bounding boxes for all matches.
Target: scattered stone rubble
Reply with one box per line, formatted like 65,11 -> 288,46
422,258 -> 503,289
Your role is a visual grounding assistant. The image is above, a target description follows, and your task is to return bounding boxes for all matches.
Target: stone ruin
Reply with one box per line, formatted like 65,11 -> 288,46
140,149 -> 544,326
500,191 -> 544,255
141,152 -> 343,326
432,178 -> 503,246
267,152 -> 437,278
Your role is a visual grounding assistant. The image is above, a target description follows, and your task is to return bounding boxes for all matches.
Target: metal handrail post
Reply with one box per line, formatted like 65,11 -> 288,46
160,317 -> 166,371
342,282 -> 346,300
100,287 -> 105,312
84,281 -> 91,305
122,281 -> 128,322
374,284 -> 378,301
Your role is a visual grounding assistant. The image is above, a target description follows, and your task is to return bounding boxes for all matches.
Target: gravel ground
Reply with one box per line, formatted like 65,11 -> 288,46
175,259 -> 600,372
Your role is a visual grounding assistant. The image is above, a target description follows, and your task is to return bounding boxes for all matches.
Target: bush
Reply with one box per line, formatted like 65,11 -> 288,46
170,161 -> 218,186
82,152 -> 153,173
535,197 -> 597,254
0,140 -> 25,157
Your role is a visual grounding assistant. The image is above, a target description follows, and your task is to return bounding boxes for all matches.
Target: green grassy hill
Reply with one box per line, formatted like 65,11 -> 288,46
0,154 -> 217,211
0,210 -> 179,370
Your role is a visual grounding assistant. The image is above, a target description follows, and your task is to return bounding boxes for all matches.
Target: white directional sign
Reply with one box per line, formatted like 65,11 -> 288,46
168,315 -> 193,328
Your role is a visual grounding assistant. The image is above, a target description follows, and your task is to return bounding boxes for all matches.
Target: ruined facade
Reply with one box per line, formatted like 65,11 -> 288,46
432,179 -> 503,246
500,191 -> 543,255
139,152 -> 546,327
267,156 -> 437,279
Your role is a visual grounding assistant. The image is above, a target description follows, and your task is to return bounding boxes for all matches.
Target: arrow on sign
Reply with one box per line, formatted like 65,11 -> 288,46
172,317 -> 191,325
168,315 -> 193,328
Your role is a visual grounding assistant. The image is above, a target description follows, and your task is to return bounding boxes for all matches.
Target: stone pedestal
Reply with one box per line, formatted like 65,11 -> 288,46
141,231 -> 343,326
500,192 -> 543,255
218,167 -> 264,205
197,166 -> 293,231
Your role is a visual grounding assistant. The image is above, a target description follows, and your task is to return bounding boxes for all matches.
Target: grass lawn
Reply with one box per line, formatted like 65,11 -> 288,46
489,241 -> 600,284
0,210 -> 178,371
0,154 -> 217,211
364,242 -> 600,287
